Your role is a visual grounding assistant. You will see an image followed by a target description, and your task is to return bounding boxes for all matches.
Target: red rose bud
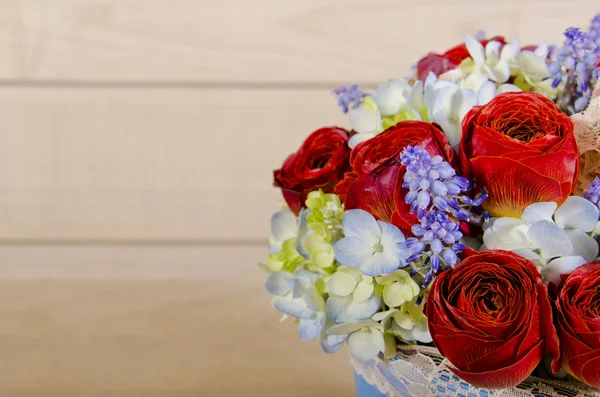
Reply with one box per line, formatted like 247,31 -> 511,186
427,249 -> 560,389
460,92 -> 579,218
274,127 -> 350,214
334,121 -> 456,236
553,262 -> 600,388
416,36 -> 506,81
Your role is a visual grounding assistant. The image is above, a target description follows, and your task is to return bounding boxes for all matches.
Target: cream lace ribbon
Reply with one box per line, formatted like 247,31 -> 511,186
351,346 -> 600,397
573,79 -> 600,190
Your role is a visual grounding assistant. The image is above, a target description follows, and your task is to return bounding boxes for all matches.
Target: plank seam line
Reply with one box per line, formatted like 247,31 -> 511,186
0,80 -> 377,90
0,239 -> 266,247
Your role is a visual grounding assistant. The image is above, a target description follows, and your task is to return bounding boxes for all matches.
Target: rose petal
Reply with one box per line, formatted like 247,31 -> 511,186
449,340 -> 544,389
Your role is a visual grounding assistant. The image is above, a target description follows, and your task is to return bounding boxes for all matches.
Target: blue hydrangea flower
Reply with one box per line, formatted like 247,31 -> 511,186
332,84 -> 366,113
333,209 -> 410,277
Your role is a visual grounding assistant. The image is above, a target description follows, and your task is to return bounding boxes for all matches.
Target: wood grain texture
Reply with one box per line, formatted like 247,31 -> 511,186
0,86 -> 345,242
0,0 -> 594,83
0,244 -> 353,396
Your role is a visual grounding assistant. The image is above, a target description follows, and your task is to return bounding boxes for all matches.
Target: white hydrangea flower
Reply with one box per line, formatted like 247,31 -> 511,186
371,299 -> 432,344
483,197 -> 600,284
375,270 -> 420,308
328,320 -> 386,361
325,267 -> 381,324
269,210 -> 297,254
333,209 -> 410,277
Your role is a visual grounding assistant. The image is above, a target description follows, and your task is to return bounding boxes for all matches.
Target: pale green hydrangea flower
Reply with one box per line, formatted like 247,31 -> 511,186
305,190 -> 344,243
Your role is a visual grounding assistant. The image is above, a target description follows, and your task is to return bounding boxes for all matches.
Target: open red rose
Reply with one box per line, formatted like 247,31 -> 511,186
274,127 -> 350,214
460,92 -> 579,218
334,121 -> 456,235
416,36 -> 505,80
553,262 -> 600,388
427,249 -> 560,389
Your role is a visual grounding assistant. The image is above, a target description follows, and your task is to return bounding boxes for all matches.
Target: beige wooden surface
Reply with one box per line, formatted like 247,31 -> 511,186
0,1 -> 596,396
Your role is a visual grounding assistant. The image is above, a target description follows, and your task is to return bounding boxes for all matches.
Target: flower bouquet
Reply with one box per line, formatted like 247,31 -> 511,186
262,14 -> 600,397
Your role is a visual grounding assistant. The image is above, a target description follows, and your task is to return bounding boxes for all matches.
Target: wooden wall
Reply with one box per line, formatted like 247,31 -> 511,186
0,1 -> 595,395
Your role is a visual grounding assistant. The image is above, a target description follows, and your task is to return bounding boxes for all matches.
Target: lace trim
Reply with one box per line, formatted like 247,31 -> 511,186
573,79 -> 600,191
351,346 -> 600,397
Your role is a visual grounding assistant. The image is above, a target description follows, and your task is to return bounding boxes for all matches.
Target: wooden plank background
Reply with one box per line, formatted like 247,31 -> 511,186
0,1 -> 596,396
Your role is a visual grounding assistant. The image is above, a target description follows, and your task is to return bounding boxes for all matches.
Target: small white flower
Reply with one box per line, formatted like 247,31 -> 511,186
483,197 -> 600,283
465,35 -> 511,83
333,209 -> 410,277
269,210 -> 297,254
372,79 -> 412,116
349,107 -> 381,149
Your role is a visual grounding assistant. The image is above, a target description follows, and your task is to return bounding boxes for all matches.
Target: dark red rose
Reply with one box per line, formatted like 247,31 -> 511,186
274,127 -> 350,214
427,249 -> 560,389
416,36 -> 506,80
460,91 -> 579,218
334,121 -> 456,235
553,262 -> 600,388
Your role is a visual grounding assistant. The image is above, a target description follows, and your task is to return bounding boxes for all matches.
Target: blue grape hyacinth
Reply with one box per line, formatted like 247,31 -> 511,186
549,16 -> 600,114
332,84 -> 366,113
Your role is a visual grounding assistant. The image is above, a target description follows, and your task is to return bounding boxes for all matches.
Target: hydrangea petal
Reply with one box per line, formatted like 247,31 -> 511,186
348,328 -> 386,361
522,202 -> 557,224
299,312 -> 325,341
353,280 -> 375,303
565,229 -> 599,262
554,196 -> 599,232
383,282 -> 410,308
347,292 -> 382,320
328,271 -> 359,297
333,236 -> 374,269
341,209 -> 381,242
360,252 -> 400,277
526,220 -> 573,259
320,321 -> 348,353
273,295 -> 314,319
265,271 -> 293,296
542,256 -> 586,285
270,210 -> 297,242
326,295 -> 352,323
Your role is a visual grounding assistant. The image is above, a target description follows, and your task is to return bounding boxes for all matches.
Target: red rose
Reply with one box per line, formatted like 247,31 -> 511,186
416,36 -> 506,81
427,249 -> 560,389
334,121 -> 456,236
553,262 -> 600,388
274,127 -> 350,214
460,92 -> 579,218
